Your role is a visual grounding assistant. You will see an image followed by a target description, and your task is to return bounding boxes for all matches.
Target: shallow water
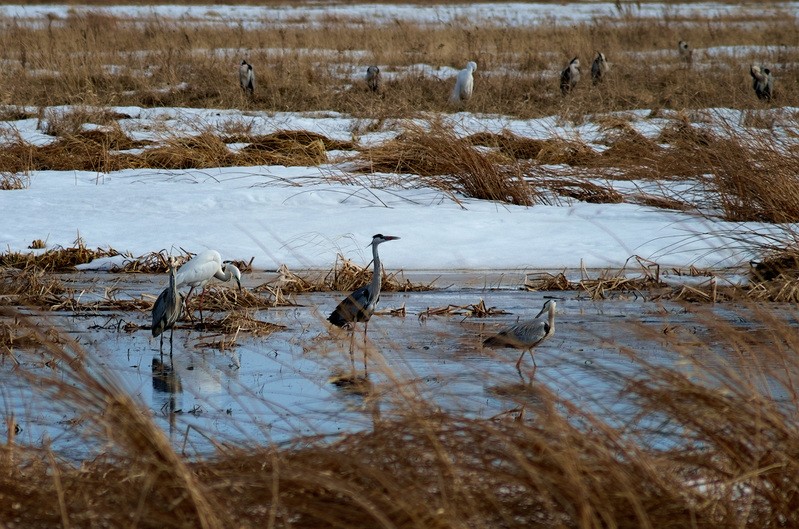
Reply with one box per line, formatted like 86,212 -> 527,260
2,272 -> 794,459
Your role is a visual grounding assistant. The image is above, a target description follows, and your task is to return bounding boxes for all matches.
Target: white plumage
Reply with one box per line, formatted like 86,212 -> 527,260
175,250 -> 241,322
450,61 -> 477,104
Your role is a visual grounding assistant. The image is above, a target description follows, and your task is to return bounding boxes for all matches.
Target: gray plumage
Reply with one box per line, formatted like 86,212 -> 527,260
678,40 -> 693,65
239,59 -> 254,96
483,299 -> 556,372
560,57 -> 580,95
366,65 -> 381,93
591,52 -> 609,85
151,262 -> 183,357
750,64 -> 773,102
328,234 -> 399,331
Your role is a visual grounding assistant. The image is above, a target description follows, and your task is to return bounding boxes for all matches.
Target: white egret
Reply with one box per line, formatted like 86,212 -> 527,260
450,61 -> 477,105
175,250 -> 242,323
483,299 -> 556,373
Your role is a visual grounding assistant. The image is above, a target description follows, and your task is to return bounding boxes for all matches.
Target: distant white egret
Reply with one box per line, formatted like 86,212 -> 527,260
560,57 -> 580,95
483,299 -> 556,373
750,64 -> 773,102
151,259 -> 183,357
328,234 -> 400,370
678,41 -> 693,66
175,250 -> 242,323
591,52 -> 609,85
450,61 -> 477,105
366,65 -> 381,93
239,59 -> 254,96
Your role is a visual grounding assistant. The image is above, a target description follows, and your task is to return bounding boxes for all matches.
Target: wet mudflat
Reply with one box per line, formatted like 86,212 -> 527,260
2,271 -> 793,459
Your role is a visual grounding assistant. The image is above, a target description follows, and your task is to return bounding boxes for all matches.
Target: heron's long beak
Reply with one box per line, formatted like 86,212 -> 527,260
535,304 -> 548,318
236,278 -> 242,292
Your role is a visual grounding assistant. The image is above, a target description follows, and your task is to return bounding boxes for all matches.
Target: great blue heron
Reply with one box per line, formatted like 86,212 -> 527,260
328,234 -> 400,369
560,57 -> 580,95
366,65 -> 381,93
239,59 -> 254,96
591,52 -> 609,85
678,41 -> 693,66
750,64 -> 773,102
450,61 -> 477,105
175,250 -> 242,323
151,260 -> 183,357
483,299 -> 556,373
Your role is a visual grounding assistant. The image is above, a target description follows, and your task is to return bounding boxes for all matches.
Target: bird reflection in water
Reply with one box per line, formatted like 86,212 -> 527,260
152,357 -> 183,437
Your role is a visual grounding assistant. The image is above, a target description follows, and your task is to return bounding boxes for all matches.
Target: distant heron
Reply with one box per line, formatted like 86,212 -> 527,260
328,234 -> 400,370
366,65 -> 381,93
175,250 -> 242,323
450,61 -> 477,105
678,41 -> 693,65
239,59 -> 254,96
591,52 -> 609,85
151,259 -> 183,357
483,299 -> 556,373
750,64 -> 773,102
560,57 -> 580,95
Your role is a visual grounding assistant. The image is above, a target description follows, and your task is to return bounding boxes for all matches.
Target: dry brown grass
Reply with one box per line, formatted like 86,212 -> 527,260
358,121 -> 536,205
3,300 -> 799,527
266,257 -> 434,294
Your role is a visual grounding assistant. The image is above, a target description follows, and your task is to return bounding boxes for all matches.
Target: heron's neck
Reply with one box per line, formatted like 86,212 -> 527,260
371,242 -> 381,294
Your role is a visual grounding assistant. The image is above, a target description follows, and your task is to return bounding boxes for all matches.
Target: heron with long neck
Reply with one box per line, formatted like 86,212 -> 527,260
328,233 -> 400,370
175,249 -> 241,324
151,259 -> 183,358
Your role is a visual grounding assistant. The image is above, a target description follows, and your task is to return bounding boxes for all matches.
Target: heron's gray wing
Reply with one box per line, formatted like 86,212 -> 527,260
328,285 -> 373,327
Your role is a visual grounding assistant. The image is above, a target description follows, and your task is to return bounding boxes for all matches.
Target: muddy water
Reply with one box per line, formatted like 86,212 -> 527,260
1,272 -> 792,459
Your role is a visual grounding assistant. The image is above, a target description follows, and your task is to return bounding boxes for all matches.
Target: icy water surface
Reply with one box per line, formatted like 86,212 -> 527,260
2,271 -> 794,459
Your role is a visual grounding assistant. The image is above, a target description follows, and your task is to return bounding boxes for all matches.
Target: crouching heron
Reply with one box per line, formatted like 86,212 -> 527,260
175,250 -> 242,324
483,299 -> 556,374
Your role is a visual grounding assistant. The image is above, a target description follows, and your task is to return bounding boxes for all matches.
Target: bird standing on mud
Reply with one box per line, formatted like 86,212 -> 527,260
328,234 -> 400,370
750,64 -> 773,102
366,65 -> 381,93
560,57 -> 580,95
483,299 -> 556,374
591,52 -> 609,85
239,59 -> 255,96
176,250 -> 242,324
450,61 -> 477,105
151,259 -> 183,358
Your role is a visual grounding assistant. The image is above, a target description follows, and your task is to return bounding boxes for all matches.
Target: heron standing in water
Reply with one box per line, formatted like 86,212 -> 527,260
328,234 -> 400,371
151,259 -> 183,358
483,299 -> 556,374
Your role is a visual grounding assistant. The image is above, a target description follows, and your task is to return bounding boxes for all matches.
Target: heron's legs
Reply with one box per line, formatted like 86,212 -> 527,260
159,333 -> 165,359
348,329 -> 356,372
183,286 -> 196,323
169,326 -> 174,360
515,349 -> 537,376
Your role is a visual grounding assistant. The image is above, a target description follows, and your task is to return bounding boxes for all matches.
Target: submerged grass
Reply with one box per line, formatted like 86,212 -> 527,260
2,300 -> 799,527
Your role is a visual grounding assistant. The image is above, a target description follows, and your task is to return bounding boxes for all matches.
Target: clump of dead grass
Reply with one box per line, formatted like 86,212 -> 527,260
357,121 -> 536,206
0,240 -> 117,271
417,298 -> 509,320
266,257 -> 433,294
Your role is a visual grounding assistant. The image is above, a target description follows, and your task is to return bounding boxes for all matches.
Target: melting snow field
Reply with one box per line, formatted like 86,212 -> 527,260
0,104 -> 788,273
